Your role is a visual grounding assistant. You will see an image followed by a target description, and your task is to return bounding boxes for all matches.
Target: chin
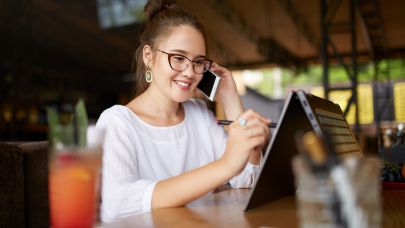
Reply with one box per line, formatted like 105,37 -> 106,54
174,97 -> 191,103
172,93 -> 193,103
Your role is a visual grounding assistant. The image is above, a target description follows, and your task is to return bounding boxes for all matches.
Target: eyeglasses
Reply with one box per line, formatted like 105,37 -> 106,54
156,49 -> 212,74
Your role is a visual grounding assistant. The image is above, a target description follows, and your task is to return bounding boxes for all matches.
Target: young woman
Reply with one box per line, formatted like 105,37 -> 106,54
96,0 -> 271,222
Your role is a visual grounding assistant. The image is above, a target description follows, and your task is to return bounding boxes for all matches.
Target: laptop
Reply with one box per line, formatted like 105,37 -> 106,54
244,90 -> 363,212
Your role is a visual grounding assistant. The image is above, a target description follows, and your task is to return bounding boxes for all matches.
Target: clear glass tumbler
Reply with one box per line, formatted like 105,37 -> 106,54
49,126 -> 104,228
292,156 -> 382,228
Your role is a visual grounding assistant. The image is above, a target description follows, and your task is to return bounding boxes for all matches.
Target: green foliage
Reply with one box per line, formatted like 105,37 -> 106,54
74,99 -> 88,148
246,58 -> 405,98
289,58 -> 405,85
253,70 -> 274,97
47,99 -> 89,149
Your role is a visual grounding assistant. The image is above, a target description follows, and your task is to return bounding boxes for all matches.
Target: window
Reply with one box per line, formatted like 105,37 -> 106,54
97,0 -> 147,29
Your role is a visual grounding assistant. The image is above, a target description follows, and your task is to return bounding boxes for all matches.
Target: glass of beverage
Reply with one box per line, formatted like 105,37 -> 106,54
292,156 -> 382,228
49,126 -> 104,228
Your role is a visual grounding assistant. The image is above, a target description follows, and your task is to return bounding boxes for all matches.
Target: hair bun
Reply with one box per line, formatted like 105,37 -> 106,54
144,0 -> 175,20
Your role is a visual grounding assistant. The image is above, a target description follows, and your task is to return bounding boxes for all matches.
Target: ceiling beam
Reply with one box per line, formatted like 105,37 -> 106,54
276,0 -> 320,51
357,0 -> 388,60
203,0 -> 303,67
204,0 -> 260,44
358,7 -> 374,57
324,0 -> 343,25
206,36 -> 239,65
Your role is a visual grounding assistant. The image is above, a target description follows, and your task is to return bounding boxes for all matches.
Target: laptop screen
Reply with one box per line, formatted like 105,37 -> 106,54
297,91 -> 363,158
244,91 -> 363,212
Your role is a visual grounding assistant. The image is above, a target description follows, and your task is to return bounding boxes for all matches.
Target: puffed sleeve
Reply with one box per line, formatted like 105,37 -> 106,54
96,108 -> 157,223
228,159 -> 262,188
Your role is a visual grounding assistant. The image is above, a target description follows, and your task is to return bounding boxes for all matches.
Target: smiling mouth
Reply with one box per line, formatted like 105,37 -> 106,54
174,80 -> 191,88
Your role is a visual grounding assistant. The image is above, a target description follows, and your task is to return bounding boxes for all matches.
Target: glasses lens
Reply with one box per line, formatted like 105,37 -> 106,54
193,59 -> 211,74
168,53 -> 211,73
169,54 -> 187,71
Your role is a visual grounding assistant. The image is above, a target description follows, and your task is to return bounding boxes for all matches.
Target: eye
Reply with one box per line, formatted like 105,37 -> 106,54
172,55 -> 186,63
193,59 -> 205,66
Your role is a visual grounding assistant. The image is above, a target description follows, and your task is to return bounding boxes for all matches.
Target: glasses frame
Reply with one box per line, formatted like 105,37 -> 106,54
156,49 -> 212,74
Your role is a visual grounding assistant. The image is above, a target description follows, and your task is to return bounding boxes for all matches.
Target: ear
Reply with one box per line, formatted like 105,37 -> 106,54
142,45 -> 153,67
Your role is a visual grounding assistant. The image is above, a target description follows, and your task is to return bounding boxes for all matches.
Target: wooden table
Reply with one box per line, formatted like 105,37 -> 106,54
103,188 -> 405,227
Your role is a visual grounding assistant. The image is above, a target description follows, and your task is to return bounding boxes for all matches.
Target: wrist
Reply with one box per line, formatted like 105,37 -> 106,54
248,148 -> 262,166
218,153 -> 245,177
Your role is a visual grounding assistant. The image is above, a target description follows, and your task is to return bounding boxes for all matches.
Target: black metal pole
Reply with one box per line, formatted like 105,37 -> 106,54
321,0 -> 329,100
351,0 -> 360,132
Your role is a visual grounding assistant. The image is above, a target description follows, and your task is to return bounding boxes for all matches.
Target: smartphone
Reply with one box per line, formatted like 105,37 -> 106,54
197,69 -> 221,101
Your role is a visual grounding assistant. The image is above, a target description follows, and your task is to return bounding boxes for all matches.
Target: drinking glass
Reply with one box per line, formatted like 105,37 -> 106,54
49,126 -> 104,228
292,156 -> 382,228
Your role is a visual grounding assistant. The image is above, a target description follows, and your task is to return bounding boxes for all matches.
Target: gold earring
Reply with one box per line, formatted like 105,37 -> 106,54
145,68 -> 153,83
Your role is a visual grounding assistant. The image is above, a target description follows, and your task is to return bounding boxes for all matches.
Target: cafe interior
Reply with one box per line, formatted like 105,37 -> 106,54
1,0 -> 405,227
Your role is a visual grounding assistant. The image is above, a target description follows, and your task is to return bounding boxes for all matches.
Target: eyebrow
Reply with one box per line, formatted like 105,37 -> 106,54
168,49 -> 207,59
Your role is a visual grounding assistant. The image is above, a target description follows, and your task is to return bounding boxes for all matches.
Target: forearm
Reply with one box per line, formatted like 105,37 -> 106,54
151,159 -> 234,209
220,95 -> 244,121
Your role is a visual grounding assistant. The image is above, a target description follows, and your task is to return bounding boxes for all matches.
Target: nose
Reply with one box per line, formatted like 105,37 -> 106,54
181,62 -> 194,78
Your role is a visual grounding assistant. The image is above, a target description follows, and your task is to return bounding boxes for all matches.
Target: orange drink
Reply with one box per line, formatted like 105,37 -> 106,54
49,151 -> 101,228
47,99 -> 104,228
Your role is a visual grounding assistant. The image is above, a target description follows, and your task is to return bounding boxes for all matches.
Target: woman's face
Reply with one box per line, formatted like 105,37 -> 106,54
148,25 -> 207,103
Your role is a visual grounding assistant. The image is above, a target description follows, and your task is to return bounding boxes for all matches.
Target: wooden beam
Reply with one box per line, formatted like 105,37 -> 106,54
203,0 -> 303,67
276,0 -> 320,51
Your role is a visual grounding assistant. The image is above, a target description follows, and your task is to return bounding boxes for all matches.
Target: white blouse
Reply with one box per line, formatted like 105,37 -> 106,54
96,99 -> 260,222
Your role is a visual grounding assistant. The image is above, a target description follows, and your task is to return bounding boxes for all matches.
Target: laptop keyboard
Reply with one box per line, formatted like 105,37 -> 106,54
315,108 -> 362,157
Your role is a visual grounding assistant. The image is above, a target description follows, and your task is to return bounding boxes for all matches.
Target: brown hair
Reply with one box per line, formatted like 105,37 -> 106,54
132,0 -> 206,97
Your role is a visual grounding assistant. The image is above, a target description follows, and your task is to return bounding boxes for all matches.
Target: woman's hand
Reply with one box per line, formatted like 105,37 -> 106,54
220,109 -> 271,175
209,62 -> 243,121
209,63 -> 239,104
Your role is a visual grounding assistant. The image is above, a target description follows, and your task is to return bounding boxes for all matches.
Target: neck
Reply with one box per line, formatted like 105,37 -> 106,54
127,86 -> 184,125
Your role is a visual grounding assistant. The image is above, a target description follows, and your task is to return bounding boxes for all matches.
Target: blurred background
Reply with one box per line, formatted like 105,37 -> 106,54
1,0 -> 405,155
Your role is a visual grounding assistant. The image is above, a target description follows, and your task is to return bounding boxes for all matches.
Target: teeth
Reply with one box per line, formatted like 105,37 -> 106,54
175,81 -> 190,87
